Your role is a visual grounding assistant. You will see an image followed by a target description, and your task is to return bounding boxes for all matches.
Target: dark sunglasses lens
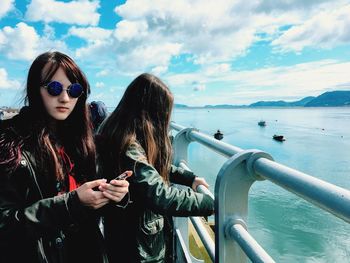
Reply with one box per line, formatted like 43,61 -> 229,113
68,83 -> 83,98
46,81 -> 63,96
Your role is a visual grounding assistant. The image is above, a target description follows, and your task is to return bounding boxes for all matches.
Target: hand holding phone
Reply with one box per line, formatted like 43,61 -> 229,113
114,170 -> 133,180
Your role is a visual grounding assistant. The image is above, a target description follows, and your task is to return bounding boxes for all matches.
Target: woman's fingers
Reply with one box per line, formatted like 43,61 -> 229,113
192,177 -> 210,191
100,180 -> 129,192
76,180 -> 110,209
101,190 -> 125,203
98,179 -> 129,203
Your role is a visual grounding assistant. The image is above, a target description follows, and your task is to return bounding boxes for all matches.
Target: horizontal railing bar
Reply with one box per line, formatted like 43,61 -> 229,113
171,122 -> 185,131
188,131 -> 242,158
171,122 -> 242,158
227,223 -> 275,263
190,217 -> 215,262
254,158 -> 350,223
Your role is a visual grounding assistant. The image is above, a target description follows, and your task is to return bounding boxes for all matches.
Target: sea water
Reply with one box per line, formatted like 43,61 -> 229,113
172,107 -> 350,263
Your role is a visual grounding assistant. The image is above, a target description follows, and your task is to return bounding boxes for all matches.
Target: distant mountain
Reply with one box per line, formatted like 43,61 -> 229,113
174,104 -> 190,108
289,96 -> 316,106
174,90 -> 350,108
249,96 -> 315,107
304,91 -> 350,107
249,100 -> 289,107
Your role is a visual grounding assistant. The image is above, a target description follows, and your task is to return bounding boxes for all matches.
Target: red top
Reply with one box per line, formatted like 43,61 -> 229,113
57,147 -> 80,194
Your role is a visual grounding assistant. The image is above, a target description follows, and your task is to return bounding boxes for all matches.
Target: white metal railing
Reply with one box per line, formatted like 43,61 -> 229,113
170,122 -> 350,263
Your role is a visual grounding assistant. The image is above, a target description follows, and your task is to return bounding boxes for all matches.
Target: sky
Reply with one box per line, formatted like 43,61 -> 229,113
0,0 -> 350,107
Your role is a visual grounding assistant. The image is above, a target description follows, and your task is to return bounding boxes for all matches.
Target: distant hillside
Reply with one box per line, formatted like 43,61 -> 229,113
289,96 -> 316,106
305,91 -> 350,107
173,90 -> 350,108
249,96 -> 315,107
174,104 -> 189,108
249,100 -> 289,107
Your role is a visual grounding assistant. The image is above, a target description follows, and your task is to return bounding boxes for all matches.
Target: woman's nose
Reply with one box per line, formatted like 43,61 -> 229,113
58,88 -> 70,102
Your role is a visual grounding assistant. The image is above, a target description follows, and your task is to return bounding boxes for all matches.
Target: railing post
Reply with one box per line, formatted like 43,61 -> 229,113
172,127 -> 197,165
172,127 -> 204,263
215,150 -> 273,263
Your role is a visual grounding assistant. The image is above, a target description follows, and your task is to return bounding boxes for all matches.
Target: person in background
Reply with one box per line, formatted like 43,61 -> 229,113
0,51 -> 129,263
97,73 -> 214,263
89,100 -> 109,133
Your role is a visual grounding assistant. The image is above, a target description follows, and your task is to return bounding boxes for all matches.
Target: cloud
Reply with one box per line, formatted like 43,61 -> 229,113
116,42 -> 182,73
0,22 -> 39,60
151,66 -> 168,75
68,26 -> 112,42
272,4 -> 350,52
0,0 -> 14,19
0,68 -> 21,89
96,69 -> 109,77
114,20 -> 149,42
95,81 -> 105,88
67,0 -> 349,77
0,22 -> 67,60
166,60 -> 350,105
26,0 -> 100,26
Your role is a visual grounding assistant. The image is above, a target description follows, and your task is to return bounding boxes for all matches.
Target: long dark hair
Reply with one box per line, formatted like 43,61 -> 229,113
24,51 -> 96,182
98,73 -> 173,182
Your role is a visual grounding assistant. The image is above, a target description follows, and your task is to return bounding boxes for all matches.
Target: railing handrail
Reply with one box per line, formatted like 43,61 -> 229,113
170,121 -> 350,263
171,121 -> 350,223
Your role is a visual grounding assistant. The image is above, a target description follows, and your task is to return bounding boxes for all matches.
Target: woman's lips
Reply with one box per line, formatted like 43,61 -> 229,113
56,107 -> 69,112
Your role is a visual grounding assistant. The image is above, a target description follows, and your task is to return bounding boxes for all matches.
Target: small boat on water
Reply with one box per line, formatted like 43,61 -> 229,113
214,130 -> 224,140
273,134 -> 285,142
258,120 -> 266,127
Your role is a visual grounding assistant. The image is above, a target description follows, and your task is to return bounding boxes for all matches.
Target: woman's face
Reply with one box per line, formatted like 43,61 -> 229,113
40,66 -> 79,121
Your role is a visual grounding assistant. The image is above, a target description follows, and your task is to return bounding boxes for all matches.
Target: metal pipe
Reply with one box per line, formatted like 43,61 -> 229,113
188,130 -> 242,157
171,122 -> 185,131
227,223 -> 275,263
171,122 -> 242,157
190,217 -> 215,261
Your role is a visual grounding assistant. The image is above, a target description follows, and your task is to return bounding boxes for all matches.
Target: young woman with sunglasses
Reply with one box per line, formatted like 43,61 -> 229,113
0,51 -> 129,263
97,73 -> 214,263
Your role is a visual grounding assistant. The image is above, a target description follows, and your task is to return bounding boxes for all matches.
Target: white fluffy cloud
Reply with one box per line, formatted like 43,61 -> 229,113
68,26 -> 112,42
26,0 -> 100,26
66,0 -> 350,76
0,22 -> 67,60
0,0 -> 14,18
272,4 -> 350,52
0,68 -> 21,89
0,22 -> 39,60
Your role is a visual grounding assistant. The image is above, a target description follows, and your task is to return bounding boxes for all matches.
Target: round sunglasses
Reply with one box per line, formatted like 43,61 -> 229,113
42,81 -> 84,98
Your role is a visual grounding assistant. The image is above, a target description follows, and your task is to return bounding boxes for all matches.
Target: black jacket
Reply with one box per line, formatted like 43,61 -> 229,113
98,141 -> 214,263
0,111 -> 108,263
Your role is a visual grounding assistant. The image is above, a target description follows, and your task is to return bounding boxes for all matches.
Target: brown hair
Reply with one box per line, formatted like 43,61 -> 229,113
98,73 -> 173,182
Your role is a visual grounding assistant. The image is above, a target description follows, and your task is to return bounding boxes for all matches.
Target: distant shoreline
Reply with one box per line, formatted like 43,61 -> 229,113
174,105 -> 350,109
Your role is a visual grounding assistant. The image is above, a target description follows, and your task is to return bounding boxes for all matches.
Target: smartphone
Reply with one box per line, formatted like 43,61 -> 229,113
113,171 -> 132,180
